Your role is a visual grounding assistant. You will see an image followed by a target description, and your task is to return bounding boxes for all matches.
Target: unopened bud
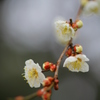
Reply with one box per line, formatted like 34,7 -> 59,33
72,23 -> 78,31
76,20 -> 83,28
74,44 -> 83,53
54,79 -> 59,84
43,62 -> 51,70
50,64 -> 56,72
42,78 -> 51,87
65,48 -> 72,57
42,91 -> 51,100
54,84 -> 59,90
37,89 -> 45,97
47,77 -> 54,82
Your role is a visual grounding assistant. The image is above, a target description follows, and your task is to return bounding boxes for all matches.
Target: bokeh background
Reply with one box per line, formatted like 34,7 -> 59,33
0,0 -> 100,100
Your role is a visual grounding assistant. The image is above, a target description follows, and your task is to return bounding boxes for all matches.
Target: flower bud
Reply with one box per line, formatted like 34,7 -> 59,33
50,64 -> 56,72
54,79 -> 59,84
42,78 -> 51,87
42,77 -> 54,87
43,62 -> 52,70
65,48 -> 72,57
74,44 -> 83,53
47,77 -> 54,82
72,23 -> 78,31
37,89 -> 45,97
42,91 -> 51,100
76,20 -> 83,28
54,84 -> 59,90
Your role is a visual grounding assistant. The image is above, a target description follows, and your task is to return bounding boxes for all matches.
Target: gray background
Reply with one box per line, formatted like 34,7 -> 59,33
0,0 -> 100,100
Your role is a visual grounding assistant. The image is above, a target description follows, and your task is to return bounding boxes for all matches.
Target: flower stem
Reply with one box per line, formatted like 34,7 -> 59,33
76,5 -> 83,20
54,38 -> 72,79
23,82 -> 54,100
24,92 -> 37,100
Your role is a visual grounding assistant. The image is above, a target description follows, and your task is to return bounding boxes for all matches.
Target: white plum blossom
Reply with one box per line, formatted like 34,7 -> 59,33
55,20 -> 75,45
24,59 -> 45,88
63,54 -> 89,72
83,1 -> 99,15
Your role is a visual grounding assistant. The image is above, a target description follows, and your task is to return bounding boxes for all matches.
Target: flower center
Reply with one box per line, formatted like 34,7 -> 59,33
91,6 -> 98,13
28,68 -> 38,78
68,58 -> 82,70
62,26 -> 67,35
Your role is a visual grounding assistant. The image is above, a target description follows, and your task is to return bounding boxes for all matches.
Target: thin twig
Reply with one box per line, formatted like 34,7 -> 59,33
23,82 -> 54,100
76,5 -> 83,20
24,92 -> 37,100
54,38 -> 72,79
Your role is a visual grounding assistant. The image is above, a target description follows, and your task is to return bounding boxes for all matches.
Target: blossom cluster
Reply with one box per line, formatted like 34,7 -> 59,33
21,18 -> 90,100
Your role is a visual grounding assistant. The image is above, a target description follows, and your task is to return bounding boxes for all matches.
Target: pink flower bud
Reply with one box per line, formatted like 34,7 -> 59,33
50,64 -> 56,72
37,89 -> 45,97
54,79 -> 59,84
54,84 -> 59,90
43,62 -> 51,70
65,48 -> 72,57
42,78 -> 51,87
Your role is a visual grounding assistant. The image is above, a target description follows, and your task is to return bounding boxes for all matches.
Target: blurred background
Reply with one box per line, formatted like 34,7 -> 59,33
0,0 -> 100,100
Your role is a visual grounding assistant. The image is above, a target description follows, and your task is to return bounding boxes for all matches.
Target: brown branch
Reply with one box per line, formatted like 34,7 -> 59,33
76,5 -> 83,20
54,38 -> 72,79
24,92 -> 37,100
23,82 -> 54,100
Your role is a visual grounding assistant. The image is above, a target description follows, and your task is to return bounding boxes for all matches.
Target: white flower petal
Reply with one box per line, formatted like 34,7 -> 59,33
38,72 -> 45,83
28,77 -> 36,88
66,64 -> 80,72
63,56 -> 77,67
80,62 -> 89,72
76,54 -> 89,61
33,78 -> 41,88
25,59 -> 34,66
35,63 -> 42,72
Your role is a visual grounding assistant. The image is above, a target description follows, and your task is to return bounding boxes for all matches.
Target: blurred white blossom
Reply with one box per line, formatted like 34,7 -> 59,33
24,59 -> 45,88
63,54 -> 89,72
55,20 -> 75,45
83,1 -> 99,15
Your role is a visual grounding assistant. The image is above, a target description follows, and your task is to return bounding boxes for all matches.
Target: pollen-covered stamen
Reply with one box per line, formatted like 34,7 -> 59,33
91,6 -> 98,13
67,58 -> 82,70
73,58 -> 82,70
28,68 -> 38,78
62,25 -> 68,35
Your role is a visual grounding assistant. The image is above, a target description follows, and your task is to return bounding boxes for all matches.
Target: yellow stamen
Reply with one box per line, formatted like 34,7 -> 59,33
91,7 -> 98,13
62,26 -> 67,35
28,68 -> 38,78
67,58 -> 82,70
